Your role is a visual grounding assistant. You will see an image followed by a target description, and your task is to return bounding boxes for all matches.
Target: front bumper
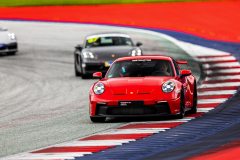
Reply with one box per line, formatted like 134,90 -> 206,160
92,102 -> 172,117
90,94 -> 181,117
0,42 -> 18,53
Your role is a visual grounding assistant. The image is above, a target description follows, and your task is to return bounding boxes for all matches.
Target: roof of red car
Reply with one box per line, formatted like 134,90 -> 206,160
116,55 -> 172,61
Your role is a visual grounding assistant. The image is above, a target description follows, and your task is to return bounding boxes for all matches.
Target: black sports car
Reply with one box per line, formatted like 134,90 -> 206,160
74,32 -> 143,78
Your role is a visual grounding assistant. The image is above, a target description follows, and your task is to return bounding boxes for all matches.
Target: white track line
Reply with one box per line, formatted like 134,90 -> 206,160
203,62 -> 240,68
199,82 -> 240,88
204,69 -> 240,74
197,90 -> 237,96
197,108 -> 215,112
4,153 -> 76,159
57,140 -> 136,146
198,57 -> 236,62
198,99 -> 228,104
205,75 -> 240,81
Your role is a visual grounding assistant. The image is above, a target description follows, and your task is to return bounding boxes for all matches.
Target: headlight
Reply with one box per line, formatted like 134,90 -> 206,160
8,33 -> 16,40
162,81 -> 175,93
93,83 -> 105,95
82,51 -> 96,59
131,48 -> 141,56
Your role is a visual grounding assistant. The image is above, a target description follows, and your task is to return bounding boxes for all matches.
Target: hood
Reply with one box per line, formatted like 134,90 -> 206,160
106,77 -> 172,95
85,46 -> 135,61
0,31 -> 9,43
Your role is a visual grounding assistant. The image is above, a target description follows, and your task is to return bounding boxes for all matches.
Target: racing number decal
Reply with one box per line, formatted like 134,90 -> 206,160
88,37 -> 99,43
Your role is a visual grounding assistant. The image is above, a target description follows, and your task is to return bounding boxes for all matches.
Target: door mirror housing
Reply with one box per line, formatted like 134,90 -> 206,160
136,42 -> 142,47
75,44 -> 83,51
180,70 -> 191,78
93,72 -> 102,79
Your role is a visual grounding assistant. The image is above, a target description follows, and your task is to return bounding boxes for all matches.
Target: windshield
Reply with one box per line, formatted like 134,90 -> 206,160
85,36 -> 133,48
106,59 -> 174,78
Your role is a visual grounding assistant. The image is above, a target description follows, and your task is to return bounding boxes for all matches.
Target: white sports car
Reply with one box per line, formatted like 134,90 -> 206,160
0,27 -> 18,55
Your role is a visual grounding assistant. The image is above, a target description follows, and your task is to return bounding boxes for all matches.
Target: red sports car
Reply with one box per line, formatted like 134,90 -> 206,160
89,55 -> 197,122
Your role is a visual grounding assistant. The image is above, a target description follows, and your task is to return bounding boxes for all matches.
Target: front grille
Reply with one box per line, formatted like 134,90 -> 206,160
96,102 -> 171,116
108,107 -> 157,115
0,46 -> 6,50
7,43 -> 17,49
0,43 -> 17,50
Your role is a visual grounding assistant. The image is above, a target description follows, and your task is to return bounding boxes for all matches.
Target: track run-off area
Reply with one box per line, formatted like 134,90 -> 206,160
0,20 -> 240,160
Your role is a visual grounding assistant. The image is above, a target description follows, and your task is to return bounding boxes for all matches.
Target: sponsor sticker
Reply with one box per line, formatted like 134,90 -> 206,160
132,59 -> 151,62
105,62 -> 113,67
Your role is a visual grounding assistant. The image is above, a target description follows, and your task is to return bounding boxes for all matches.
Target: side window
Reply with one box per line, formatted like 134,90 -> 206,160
172,59 -> 180,76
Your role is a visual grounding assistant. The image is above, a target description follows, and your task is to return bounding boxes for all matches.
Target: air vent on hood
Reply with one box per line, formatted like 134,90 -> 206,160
137,93 -> 150,95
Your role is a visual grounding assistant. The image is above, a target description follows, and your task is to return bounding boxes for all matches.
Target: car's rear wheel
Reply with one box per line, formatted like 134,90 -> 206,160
189,83 -> 197,114
90,117 -> 106,122
176,90 -> 185,119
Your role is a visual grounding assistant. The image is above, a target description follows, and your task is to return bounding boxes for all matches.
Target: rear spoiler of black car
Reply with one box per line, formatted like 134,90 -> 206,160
177,61 -> 187,64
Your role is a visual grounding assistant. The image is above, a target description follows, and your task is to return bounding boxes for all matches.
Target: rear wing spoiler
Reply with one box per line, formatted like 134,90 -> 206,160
176,61 -> 187,64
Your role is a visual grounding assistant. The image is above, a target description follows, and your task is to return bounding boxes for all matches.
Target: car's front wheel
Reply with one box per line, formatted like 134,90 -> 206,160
176,90 -> 185,119
74,60 -> 81,77
90,117 -> 106,122
80,60 -> 88,79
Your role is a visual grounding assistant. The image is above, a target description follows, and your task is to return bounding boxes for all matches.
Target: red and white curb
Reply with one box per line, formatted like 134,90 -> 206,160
2,31 -> 240,160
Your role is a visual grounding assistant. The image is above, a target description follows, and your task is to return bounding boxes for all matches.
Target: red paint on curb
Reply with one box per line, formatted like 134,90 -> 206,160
185,113 -> 204,117
117,122 -> 184,129
197,104 -> 220,108
31,146 -> 115,153
1,1 -> 240,43
78,134 -> 153,140
185,139 -> 240,160
202,60 -> 238,64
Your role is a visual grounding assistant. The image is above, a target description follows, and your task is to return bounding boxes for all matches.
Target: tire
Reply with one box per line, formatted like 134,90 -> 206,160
74,61 -> 81,77
189,83 -> 197,114
7,52 -> 16,56
176,90 -> 185,119
80,61 -> 87,79
90,117 -> 106,122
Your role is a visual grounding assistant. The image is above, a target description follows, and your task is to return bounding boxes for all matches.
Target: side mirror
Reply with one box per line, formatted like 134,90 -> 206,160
75,44 -> 82,51
180,70 -> 191,78
136,42 -> 142,47
2,27 -> 8,31
93,72 -> 102,79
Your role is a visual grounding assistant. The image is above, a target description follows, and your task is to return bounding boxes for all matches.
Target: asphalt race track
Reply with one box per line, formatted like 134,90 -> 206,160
1,20 -> 240,160
0,20 -> 202,158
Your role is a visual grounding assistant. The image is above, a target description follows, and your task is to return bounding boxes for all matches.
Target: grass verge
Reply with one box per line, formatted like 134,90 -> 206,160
1,0 -> 221,7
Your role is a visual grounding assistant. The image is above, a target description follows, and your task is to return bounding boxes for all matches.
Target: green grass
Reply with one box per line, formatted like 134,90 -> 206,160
1,0 -> 219,7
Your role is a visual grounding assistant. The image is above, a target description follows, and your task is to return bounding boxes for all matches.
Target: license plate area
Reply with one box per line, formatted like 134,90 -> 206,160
118,101 -> 144,107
